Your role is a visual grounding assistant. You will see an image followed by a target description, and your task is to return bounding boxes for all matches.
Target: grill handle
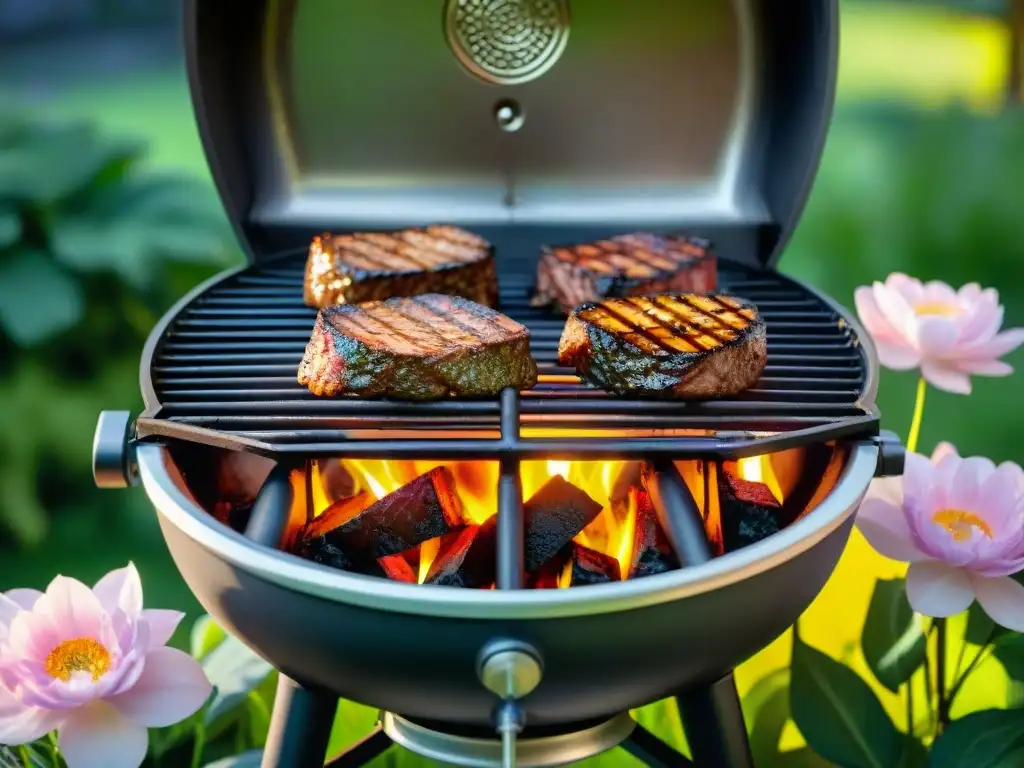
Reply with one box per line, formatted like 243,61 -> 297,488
93,411 -> 137,489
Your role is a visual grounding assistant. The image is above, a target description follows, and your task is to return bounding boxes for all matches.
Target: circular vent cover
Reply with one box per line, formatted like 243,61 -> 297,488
444,0 -> 571,86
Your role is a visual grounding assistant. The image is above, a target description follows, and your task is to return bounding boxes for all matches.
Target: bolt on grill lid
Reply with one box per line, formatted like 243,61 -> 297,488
184,0 -> 838,268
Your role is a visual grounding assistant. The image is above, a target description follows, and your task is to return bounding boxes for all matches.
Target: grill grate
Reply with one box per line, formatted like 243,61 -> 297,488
136,252 -> 878,460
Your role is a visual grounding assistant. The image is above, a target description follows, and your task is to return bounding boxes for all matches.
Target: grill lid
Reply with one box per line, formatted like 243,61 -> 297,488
184,0 -> 838,268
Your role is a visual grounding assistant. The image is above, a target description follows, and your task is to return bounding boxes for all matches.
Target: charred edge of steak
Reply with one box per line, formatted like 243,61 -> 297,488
557,294 -> 767,398
304,226 -> 498,308
531,234 -> 717,313
297,294 -> 538,400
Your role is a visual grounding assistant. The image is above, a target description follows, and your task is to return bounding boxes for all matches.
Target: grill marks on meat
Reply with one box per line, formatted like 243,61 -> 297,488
304,225 -> 498,309
532,233 -> 717,314
298,294 -> 538,400
558,294 -> 767,398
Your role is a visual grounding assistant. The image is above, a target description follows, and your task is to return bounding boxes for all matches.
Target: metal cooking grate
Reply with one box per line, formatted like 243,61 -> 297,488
136,252 -> 878,460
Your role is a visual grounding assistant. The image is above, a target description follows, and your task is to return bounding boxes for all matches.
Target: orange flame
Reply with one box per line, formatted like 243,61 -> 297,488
293,446 -> 836,588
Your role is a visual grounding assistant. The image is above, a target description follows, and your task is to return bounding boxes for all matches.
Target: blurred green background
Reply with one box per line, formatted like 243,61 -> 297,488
0,0 -> 1022,764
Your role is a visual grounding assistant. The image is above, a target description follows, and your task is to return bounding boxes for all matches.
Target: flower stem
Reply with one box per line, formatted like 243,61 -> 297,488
190,721 -> 207,768
906,377 -> 927,454
935,618 -> 950,730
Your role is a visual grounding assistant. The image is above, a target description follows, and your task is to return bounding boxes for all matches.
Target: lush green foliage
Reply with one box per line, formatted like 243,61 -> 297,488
0,110 -> 239,548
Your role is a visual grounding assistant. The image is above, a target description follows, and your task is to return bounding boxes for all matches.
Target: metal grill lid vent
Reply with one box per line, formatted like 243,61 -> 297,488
184,0 -> 838,268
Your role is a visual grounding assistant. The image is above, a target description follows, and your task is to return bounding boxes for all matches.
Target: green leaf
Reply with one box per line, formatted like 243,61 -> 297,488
790,629 -> 904,768
928,709 -> 1024,768
203,751 -> 262,768
993,634 -> 1024,682
744,671 -> 792,759
201,634 -> 274,727
861,578 -> 927,692
0,205 -> 20,249
0,251 -> 84,347
964,601 -> 998,646
0,122 -> 142,204
50,175 -> 232,288
190,614 -> 229,660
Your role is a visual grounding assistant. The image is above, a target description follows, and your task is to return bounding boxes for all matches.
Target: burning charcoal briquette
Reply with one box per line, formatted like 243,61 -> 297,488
628,488 -> 680,579
425,475 -> 603,588
327,466 -> 461,557
570,543 -> 620,585
529,549 -> 570,589
522,475 -> 604,572
425,527 -> 494,588
377,553 -> 418,583
718,471 -> 782,552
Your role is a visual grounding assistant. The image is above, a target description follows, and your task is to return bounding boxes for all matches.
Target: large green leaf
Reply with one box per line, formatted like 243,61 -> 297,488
50,175 -> 232,288
861,578 -> 927,692
929,709 -> 1024,768
0,251 -> 84,347
0,122 -> 142,204
790,629 -> 905,768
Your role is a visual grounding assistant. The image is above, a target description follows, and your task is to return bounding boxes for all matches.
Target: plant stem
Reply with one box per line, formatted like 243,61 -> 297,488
936,618 -> 950,730
948,644 -> 995,706
905,678 -> 915,741
190,722 -> 206,768
906,377 -> 927,454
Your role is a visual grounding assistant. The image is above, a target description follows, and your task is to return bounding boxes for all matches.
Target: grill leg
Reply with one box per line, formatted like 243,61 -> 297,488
261,677 -> 338,768
675,673 -> 754,768
324,725 -> 393,768
621,724 -> 694,767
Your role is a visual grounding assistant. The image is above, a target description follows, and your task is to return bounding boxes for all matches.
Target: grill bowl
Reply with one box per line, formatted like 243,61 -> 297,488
139,441 -> 877,727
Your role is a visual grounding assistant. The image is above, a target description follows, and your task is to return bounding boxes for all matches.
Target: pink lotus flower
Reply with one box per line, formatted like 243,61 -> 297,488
0,564 -> 211,768
854,274 -> 1024,394
857,443 -> 1024,630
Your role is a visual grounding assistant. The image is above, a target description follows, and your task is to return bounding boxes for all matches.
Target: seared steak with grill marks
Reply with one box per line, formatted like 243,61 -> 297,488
304,225 -> 498,309
298,294 -> 538,400
558,294 -> 766,398
533,233 -> 717,314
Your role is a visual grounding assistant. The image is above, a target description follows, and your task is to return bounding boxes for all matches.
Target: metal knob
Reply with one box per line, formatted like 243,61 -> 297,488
92,411 -> 136,489
477,641 -> 543,768
477,640 -> 543,700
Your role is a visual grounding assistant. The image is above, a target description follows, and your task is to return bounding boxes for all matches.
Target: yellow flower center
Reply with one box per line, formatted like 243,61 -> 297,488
932,509 -> 993,542
44,638 -> 111,682
915,302 -> 960,317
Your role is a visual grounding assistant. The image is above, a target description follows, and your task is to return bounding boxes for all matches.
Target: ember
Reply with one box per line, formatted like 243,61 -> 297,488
263,442 -> 843,587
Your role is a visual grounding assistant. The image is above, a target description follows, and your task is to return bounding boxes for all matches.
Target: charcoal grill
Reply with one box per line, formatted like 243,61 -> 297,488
92,1 -> 906,766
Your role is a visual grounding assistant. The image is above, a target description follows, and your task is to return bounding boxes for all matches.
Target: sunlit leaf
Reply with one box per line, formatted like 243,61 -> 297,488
929,708 -> 1024,768
790,629 -> 904,768
190,614 -> 229,660
0,251 -> 83,347
861,578 -> 927,692
202,634 -> 275,726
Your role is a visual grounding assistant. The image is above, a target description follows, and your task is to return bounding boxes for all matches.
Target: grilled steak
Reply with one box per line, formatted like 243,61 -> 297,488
558,294 -> 766,398
304,225 -> 498,309
533,233 -> 717,314
298,294 -> 538,400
